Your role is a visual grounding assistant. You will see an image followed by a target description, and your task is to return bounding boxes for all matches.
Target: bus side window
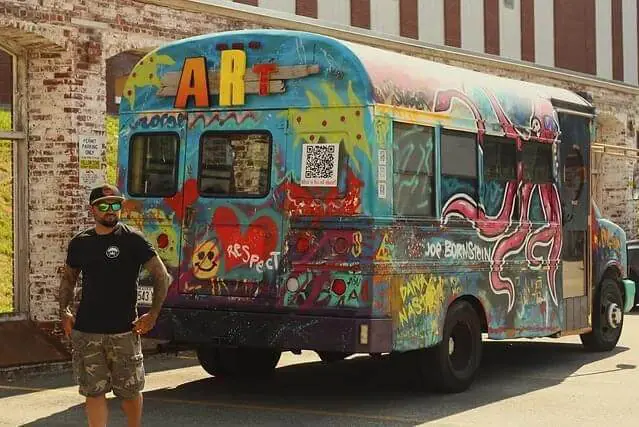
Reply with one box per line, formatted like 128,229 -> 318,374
522,142 -> 554,222
522,142 -> 553,183
128,133 -> 180,197
392,122 -> 435,217
481,136 -> 517,217
440,129 -> 478,217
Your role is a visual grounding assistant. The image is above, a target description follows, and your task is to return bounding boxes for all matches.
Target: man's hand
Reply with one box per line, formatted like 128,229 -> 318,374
61,311 -> 75,337
132,311 -> 158,335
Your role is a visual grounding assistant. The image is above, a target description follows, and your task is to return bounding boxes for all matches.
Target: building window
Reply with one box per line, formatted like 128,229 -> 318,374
199,132 -> 271,197
0,47 -> 14,313
128,133 -> 180,197
392,122 -> 435,217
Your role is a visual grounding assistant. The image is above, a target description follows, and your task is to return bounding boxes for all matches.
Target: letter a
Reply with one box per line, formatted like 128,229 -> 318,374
219,50 -> 246,106
174,57 -> 210,108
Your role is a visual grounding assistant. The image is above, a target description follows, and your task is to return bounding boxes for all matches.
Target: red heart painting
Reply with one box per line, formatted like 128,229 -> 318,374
164,179 -> 199,221
212,206 -> 278,272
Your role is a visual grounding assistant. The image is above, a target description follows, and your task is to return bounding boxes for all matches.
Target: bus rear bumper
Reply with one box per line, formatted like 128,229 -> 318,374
146,307 -> 394,354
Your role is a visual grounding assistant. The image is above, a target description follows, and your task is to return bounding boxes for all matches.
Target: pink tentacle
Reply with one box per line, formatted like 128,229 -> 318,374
442,181 -> 518,239
488,183 -> 535,311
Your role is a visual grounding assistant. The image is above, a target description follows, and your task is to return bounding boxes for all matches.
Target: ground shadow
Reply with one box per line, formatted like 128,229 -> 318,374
0,352 -> 200,400
18,340 -> 632,426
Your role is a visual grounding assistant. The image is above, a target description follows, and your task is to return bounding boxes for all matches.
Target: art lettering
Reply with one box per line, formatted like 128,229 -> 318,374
226,245 -> 281,273
157,50 -> 321,108
398,275 -> 446,327
423,240 -> 491,262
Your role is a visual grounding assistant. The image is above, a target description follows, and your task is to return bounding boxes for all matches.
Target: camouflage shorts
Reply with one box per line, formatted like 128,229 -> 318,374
70,329 -> 145,399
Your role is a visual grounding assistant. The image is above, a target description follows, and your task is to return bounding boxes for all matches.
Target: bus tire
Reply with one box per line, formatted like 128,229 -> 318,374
197,346 -> 282,378
196,346 -> 224,377
317,351 -> 351,363
421,300 -> 482,393
580,278 -> 624,352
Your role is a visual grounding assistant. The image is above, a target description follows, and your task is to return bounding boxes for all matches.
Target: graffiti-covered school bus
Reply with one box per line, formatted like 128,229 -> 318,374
117,29 -> 635,393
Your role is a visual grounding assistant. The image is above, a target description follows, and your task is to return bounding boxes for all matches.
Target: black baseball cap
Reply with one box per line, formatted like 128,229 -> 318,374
89,184 -> 125,205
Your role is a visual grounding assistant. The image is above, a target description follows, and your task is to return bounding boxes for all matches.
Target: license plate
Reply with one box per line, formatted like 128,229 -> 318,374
137,286 -> 154,306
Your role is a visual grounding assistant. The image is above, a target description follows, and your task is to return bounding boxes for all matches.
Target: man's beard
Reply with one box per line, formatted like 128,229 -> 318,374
96,215 -> 118,228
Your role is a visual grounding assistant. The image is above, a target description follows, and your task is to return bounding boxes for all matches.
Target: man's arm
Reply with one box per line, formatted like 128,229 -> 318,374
59,264 -> 80,317
143,255 -> 172,317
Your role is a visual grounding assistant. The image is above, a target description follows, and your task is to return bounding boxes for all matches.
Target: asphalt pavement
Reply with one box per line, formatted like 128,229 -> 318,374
1,311 -> 639,426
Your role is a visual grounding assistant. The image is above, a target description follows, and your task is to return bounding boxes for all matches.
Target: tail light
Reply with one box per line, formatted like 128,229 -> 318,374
331,279 -> 346,296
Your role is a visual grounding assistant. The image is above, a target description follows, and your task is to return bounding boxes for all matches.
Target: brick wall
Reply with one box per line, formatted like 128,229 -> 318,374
0,0 -> 638,327
1,0 -> 255,323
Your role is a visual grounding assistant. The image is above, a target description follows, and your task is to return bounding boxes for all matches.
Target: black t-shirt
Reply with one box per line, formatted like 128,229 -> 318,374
66,223 -> 157,334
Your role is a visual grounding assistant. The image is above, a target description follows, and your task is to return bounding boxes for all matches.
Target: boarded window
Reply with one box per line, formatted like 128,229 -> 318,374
128,133 -> 180,197
392,122 -> 435,217
199,132 -> 271,197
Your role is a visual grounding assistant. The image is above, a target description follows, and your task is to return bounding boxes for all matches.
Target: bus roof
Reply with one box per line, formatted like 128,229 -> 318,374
120,29 -> 592,122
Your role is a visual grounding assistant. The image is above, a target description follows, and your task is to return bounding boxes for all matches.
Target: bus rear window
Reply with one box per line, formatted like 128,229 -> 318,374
128,133 -> 180,197
198,132 -> 271,197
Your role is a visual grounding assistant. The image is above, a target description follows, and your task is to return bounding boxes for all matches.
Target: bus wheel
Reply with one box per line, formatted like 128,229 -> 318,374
580,278 -> 624,352
317,351 -> 351,363
197,346 -> 282,378
421,300 -> 482,393
196,346 -> 224,377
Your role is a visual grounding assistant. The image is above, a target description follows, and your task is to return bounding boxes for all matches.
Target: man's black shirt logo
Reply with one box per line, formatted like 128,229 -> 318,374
106,245 -> 120,259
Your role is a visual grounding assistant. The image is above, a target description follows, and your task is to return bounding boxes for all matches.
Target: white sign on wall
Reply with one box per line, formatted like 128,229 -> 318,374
78,134 -> 105,187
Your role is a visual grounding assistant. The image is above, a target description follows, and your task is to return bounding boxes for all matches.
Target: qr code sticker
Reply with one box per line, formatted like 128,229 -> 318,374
300,143 -> 340,187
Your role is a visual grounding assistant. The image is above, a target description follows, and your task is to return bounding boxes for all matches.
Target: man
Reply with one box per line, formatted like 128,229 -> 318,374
59,184 -> 172,427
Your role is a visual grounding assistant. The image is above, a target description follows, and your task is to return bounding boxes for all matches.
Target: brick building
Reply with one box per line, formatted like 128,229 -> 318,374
0,0 -> 638,363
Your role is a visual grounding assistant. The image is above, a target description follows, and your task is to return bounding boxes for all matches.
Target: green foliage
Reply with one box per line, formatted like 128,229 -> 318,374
0,110 -> 13,312
0,109 -> 10,131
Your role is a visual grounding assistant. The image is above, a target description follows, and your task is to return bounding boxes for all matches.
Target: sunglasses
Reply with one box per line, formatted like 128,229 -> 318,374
95,202 -> 122,212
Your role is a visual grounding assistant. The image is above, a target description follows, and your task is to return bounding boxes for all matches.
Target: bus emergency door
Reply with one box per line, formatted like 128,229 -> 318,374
179,110 -> 287,307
